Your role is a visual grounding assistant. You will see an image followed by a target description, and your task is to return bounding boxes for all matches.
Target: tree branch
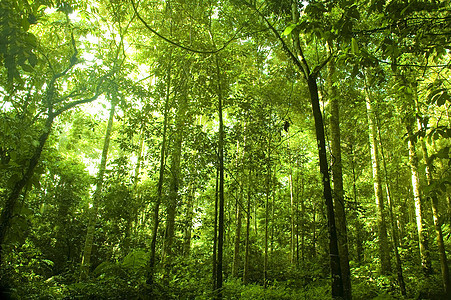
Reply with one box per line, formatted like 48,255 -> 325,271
53,76 -> 106,117
240,0 -> 306,77
131,0 -> 242,54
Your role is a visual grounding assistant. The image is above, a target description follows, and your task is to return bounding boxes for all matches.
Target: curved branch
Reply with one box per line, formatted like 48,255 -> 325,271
131,0 -> 241,54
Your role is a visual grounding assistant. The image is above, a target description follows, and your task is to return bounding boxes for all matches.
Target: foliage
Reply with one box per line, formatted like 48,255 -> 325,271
1,0 -> 451,299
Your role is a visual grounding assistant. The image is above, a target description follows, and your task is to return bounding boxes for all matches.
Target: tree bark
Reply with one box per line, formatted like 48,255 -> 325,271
232,200 -> 242,278
214,53 -> 225,300
349,141 -> 364,264
328,48 -> 352,300
376,117 -> 406,296
406,123 -> 432,275
183,183 -> 195,257
162,92 -> 188,268
364,77 -> 391,274
146,52 -> 172,289
0,53 -> 102,266
0,114 -> 54,265
232,141 -> 243,278
290,170 -> 295,265
417,119 -> 450,295
243,169 -> 252,284
80,92 -> 118,280
212,169 -> 219,293
124,129 -> 145,252
245,1 -> 343,296
264,136 -> 271,288
307,75 -> 344,297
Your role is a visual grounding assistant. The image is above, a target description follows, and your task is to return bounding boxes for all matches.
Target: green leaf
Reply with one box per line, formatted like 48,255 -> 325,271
122,249 -> 148,270
21,64 -> 34,73
21,17 -> 30,31
351,38 -> 359,54
28,53 -> 37,67
428,88 -> 446,103
436,91 -> 450,107
283,23 -> 297,36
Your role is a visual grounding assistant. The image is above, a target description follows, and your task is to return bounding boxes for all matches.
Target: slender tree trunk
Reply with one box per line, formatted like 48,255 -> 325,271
80,92 -> 118,280
213,169 -> 219,292
270,184 -> 276,255
146,53 -> 172,289
232,201 -> 242,278
0,45 -> 99,267
162,92 -> 188,269
328,47 -> 352,300
306,75 -> 343,296
290,171 -> 295,265
349,142 -> 363,264
0,114 -> 54,265
376,117 -> 407,296
393,69 -> 432,276
183,183 -> 195,257
300,176 -> 306,264
312,203 -> 317,258
243,169 -> 252,284
418,123 -> 450,295
232,141 -> 242,278
264,134 -> 271,288
214,53 -> 225,300
406,124 -> 432,275
124,130 -> 144,252
409,131 -> 432,273
246,1 -> 343,295
364,77 -> 391,274
291,3 -> 343,295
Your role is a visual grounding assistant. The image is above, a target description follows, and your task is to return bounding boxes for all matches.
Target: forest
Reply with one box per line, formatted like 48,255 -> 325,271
1,0 -> 451,299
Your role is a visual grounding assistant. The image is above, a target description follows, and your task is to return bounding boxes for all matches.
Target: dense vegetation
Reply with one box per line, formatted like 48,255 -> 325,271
1,0 -> 451,299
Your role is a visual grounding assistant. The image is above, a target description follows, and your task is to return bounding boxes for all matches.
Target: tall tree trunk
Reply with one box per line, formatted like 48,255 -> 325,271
376,117 -> 407,296
243,169 -> 252,284
0,114 -> 54,266
290,170 -> 295,265
328,47 -> 352,300
406,123 -> 432,275
232,200 -> 242,278
162,92 -> 188,269
306,74 -> 343,297
393,68 -> 432,276
146,52 -> 172,289
245,2 -> 344,296
0,41 -> 99,267
312,203 -> 317,258
264,133 -> 272,288
364,77 -> 391,274
213,169 -> 219,293
124,129 -> 144,252
349,141 -> 364,264
299,176 -> 306,264
183,183 -> 195,257
214,53 -> 225,300
291,4 -> 343,295
80,92 -> 118,280
232,141 -> 243,278
418,121 -> 450,295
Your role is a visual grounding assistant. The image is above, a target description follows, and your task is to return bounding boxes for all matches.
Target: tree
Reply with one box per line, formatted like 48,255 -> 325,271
0,12 -> 107,267
79,88 -> 118,280
363,72 -> 391,275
